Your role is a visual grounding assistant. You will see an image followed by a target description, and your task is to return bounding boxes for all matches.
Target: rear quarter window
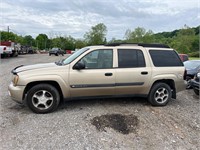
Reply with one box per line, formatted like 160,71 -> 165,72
149,50 -> 183,67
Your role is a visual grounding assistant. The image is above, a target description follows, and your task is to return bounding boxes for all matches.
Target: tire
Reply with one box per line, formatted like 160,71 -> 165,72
194,89 -> 199,95
49,53 -> 51,56
186,76 -> 192,89
13,52 -> 18,57
55,53 -> 58,56
148,83 -> 172,106
26,84 -> 60,113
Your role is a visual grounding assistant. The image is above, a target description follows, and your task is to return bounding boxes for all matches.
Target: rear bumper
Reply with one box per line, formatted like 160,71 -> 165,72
176,80 -> 187,92
8,82 -> 25,104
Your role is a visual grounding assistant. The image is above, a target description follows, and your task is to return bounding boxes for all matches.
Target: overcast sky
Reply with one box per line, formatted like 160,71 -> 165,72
0,0 -> 199,40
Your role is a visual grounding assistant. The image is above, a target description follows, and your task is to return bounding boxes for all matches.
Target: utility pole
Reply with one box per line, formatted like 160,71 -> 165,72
7,26 -> 10,33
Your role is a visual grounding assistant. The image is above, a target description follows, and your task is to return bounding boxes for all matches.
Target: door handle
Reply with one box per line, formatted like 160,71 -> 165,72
105,73 -> 113,76
141,71 -> 148,75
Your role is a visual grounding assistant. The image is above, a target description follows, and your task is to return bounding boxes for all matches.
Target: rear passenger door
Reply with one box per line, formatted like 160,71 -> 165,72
115,49 -> 151,95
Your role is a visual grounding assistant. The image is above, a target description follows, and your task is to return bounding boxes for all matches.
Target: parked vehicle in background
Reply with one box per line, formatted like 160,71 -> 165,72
19,46 -> 34,54
49,48 -> 64,56
179,54 -> 189,62
184,60 -> 200,89
0,46 -> 14,58
66,50 -> 75,54
9,43 -> 186,113
66,50 -> 72,54
190,72 -> 200,95
0,41 -> 19,57
0,46 -> 10,58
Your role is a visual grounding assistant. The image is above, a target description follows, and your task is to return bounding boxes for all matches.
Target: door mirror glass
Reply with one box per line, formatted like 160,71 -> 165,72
73,62 -> 85,70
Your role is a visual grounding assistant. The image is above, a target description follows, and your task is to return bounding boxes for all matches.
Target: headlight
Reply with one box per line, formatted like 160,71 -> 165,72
13,75 -> 19,86
197,73 -> 200,78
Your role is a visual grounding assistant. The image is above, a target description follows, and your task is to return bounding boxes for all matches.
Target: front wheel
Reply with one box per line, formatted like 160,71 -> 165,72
148,83 -> 172,106
186,76 -> 192,89
193,89 -> 199,95
26,84 -> 60,113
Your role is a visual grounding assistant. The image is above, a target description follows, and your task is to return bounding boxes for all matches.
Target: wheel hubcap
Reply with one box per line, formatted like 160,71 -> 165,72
186,79 -> 191,89
154,87 -> 169,104
32,90 -> 53,110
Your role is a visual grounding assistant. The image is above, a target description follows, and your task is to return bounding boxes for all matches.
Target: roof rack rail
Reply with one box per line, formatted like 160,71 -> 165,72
105,43 -> 170,48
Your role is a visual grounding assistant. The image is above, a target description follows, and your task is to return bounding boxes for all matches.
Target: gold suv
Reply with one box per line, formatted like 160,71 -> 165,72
8,43 -> 186,113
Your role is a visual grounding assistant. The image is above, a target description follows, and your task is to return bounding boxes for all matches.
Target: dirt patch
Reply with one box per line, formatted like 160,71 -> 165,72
91,114 -> 139,134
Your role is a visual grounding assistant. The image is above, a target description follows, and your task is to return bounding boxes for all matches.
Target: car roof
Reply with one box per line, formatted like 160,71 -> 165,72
88,44 -> 173,50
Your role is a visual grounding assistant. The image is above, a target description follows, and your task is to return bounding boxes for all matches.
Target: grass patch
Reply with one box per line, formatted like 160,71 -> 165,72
189,57 -> 200,60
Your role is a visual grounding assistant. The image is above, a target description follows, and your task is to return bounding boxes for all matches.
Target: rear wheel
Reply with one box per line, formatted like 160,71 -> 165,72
26,84 -> 60,113
148,83 -> 172,106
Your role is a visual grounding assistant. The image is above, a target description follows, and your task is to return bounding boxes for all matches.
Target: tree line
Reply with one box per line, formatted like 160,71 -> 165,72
0,23 -> 199,56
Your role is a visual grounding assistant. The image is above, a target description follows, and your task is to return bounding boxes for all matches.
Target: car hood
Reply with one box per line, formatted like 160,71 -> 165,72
186,68 -> 198,76
12,63 -> 58,74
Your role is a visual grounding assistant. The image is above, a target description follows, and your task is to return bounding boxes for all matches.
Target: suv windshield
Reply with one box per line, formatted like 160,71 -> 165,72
63,47 -> 89,65
51,48 -> 59,51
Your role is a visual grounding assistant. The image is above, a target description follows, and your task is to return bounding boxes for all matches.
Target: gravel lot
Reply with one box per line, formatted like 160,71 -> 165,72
0,54 -> 199,150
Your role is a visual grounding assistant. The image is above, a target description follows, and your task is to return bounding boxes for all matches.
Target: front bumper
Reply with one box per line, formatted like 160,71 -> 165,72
8,82 -> 25,104
190,79 -> 200,90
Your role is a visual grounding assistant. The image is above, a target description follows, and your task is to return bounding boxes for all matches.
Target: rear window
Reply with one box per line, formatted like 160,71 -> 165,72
149,50 -> 183,67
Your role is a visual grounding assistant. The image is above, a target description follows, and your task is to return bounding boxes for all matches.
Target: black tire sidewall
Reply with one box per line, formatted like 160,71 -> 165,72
193,89 -> 199,95
148,83 -> 172,106
26,84 -> 60,113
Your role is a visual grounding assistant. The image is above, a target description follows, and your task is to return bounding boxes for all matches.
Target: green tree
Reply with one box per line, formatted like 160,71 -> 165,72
170,26 -> 196,53
35,34 -> 48,49
75,39 -> 87,49
84,23 -> 107,45
22,35 -> 35,46
0,31 -> 18,42
124,27 -> 154,43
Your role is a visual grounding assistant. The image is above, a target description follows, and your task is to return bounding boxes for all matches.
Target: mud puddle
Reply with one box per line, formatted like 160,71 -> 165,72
91,114 -> 139,134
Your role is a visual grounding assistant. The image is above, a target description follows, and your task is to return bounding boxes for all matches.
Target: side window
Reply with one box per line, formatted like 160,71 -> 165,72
79,49 -> 113,69
149,50 -> 183,67
118,49 -> 146,68
183,55 -> 188,62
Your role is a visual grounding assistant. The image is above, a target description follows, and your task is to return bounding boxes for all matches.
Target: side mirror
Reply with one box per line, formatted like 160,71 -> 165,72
73,62 -> 85,70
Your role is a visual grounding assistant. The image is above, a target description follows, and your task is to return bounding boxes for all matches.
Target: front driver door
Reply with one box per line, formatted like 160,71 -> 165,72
69,49 -> 115,98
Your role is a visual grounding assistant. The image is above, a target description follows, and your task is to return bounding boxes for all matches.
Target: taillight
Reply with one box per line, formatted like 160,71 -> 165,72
183,69 -> 187,80
3,47 -> 6,51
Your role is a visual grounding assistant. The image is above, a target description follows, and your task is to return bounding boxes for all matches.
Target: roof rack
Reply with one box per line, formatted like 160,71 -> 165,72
104,43 -> 170,48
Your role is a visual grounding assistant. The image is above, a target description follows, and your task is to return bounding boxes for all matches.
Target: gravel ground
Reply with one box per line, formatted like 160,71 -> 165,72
0,54 -> 199,150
